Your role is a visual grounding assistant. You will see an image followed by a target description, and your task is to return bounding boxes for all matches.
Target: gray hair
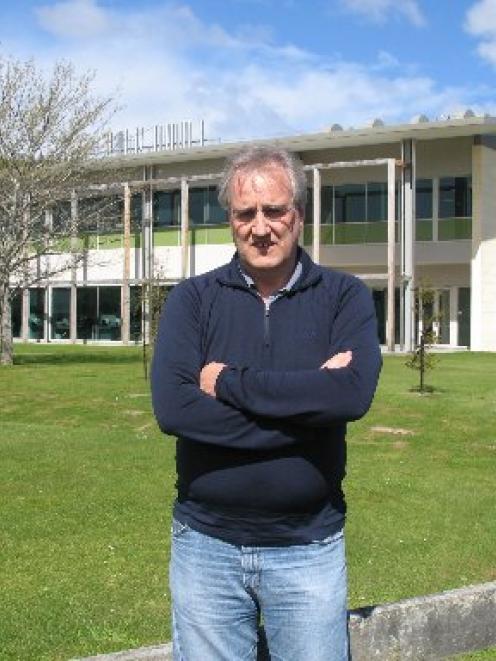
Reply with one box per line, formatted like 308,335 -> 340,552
218,146 -> 307,212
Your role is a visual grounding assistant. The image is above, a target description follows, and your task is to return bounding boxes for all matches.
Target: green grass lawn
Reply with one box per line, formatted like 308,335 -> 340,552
1,346 -> 495,660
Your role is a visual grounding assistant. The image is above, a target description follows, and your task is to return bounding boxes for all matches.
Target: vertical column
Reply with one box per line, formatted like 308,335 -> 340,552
21,202 -> 30,341
386,158 -> 396,352
142,167 -> 153,344
45,209 -> 52,342
401,140 -> 416,352
471,135 -> 496,350
312,168 -> 321,264
21,288 -> 29,341
121,183 -> 131,344
180,177 -> 190,279
70,191 -> 78,343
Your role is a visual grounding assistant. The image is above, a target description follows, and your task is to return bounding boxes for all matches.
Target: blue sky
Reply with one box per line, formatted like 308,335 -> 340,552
2,0 -> 496,140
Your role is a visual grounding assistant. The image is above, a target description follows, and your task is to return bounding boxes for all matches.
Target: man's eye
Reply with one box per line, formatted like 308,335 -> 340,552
236,209 -> 256,222
263,205 -> 287,219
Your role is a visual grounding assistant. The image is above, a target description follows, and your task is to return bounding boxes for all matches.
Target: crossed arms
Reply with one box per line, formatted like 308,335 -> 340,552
151,277 -> 381,450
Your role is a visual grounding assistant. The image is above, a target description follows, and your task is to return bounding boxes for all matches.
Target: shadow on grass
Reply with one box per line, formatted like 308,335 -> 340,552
13,348 -> 144,367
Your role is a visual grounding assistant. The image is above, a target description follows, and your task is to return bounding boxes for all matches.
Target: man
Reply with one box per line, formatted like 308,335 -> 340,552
151,147 -> 381,660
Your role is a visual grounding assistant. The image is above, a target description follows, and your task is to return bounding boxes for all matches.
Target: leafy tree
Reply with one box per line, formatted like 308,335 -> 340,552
405,282 -> 439,393
0,55 -> 115,365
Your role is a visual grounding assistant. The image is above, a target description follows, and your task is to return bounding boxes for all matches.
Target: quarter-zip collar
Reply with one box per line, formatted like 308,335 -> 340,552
216,247 -> 322,293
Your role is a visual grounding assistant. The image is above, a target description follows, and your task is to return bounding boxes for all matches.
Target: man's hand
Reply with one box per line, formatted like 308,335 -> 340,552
200,362 -> 226,397
320,351 -> 352,370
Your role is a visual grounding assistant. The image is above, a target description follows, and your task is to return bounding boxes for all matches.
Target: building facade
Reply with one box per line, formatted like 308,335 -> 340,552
12,115 -> 496,351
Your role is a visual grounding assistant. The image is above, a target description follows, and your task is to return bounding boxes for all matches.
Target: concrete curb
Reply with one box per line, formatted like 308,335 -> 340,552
74,581 -> 496,661
348,580 -> 496,660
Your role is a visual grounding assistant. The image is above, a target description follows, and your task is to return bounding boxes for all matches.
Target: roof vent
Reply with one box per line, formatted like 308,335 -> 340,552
411,114 -> 429,123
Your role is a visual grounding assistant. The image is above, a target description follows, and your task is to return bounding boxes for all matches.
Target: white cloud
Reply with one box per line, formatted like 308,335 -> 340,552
36,0 -> 109,39
466,0 -> 496,66
340,0 -> 426,26
4,0 -> 491,142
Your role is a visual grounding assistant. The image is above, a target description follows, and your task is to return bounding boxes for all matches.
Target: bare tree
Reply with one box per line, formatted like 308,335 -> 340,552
0,55 -> 116,365
405,281 -> 440,393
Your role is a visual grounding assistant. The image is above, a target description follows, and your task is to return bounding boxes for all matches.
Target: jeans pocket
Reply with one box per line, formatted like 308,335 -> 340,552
171,518 -> 191,538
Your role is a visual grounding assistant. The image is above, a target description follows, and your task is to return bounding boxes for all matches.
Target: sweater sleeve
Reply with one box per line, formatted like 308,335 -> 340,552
215,277 -> 382,426
151,281 -> 318,449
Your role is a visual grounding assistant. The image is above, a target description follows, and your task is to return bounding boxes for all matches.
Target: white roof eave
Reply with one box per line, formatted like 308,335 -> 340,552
93,116 -> 496,171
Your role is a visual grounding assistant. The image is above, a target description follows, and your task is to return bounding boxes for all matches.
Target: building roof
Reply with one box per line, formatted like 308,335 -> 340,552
97,114 -> 496,170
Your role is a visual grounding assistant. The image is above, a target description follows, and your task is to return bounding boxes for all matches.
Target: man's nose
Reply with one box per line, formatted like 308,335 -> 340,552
251,209 -> 270,235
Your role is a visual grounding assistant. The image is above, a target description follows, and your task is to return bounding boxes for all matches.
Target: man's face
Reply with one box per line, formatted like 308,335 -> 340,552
229,164 -> 303,277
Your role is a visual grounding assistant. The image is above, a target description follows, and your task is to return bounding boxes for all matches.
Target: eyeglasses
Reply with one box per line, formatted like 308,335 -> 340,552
230,204 -> 294,224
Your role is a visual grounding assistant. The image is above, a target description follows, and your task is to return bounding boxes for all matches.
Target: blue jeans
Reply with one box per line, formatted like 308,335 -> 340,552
170,519 -> 348,661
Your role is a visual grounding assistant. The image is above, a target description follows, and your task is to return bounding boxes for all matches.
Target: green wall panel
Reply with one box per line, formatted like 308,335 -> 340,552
416,220 -> 433,241
154,228 -> 180,246
438,217 -> 472,241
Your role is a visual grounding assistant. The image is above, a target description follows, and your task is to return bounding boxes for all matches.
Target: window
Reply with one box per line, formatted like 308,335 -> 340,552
367,182 -> 387,222
131,193 -> 142,230
416,179 -> 433,219
52,201 -> 71,233
29,289 -> 45,340
334,184 -> 366,223
439,177 -> 472,218
130,286 -> 142,341
154,190 -> 181,226
321,186 -> 333,224
51,288 -> 71,340
76,286 -> 121,341
190,188 -> 205,225
207,187 -> 227,224
11,291 -> 22,338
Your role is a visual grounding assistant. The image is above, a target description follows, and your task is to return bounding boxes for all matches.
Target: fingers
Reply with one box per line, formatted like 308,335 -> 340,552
200,362 -> 226,396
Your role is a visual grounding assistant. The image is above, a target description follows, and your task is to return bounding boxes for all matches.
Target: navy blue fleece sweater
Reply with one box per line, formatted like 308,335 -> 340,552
151,249 -> 382,545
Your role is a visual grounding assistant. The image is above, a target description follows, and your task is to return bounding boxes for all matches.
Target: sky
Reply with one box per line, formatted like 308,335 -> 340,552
2,0 -> 496,142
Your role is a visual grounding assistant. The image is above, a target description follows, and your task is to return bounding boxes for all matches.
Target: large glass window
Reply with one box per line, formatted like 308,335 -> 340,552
131,193 -> 142,230
98,287 -> 121,340
439,177 -> 472,218
130,286 -> 142,342
416,179 -> 433,219
207,187 -> 227,224
367,182 -> 387,222
438,289 -> 450,344
77,287 -> 121,341
335,184 -> 366,223
190,188 -> 205,225
77,287 -> 98,340
29,289 -> 45,340
154,190 -> 181,226
11,291 -> 22,338
51,288 -> 71,340
52,201 -> 72,233
321,186 -> 333,224
189,186 -> 228,225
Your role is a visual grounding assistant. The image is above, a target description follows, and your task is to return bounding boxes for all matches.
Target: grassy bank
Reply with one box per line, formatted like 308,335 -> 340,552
0,346 -> 495,660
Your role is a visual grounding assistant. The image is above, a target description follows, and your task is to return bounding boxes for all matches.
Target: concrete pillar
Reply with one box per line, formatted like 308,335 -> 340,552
312,167 -> 321,264
21,288 -> 29,341
121,183 -> 131,345
142,167 -> 153,344
471,135 -> 496,351
386,159 -> 396,352
180,177 -> 190,279
70,191 -> 78,343
401,140 -> 416,352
